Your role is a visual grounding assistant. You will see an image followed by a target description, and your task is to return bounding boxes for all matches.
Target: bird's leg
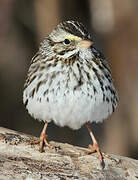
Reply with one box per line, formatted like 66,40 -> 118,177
31,122 -> 51,152
85,123 -> 117,167
85,122 -> 104,166
39,121 -> 51,152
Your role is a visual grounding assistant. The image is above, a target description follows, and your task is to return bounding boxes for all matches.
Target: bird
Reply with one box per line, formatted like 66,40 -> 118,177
23,20 -> 118,166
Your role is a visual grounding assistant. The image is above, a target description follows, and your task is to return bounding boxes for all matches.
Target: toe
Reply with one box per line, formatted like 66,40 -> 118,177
88,144 -> 104,167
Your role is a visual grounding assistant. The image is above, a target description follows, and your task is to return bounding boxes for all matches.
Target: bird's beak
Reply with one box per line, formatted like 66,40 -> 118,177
78,40 -> 93,49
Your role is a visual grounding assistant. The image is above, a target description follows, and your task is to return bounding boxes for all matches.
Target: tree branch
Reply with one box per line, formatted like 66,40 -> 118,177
0,127 -> 138,179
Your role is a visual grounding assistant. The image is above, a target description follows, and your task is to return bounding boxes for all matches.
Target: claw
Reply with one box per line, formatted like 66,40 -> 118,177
85,122 -> 105,167
31,122 -> 52,152
88,143 -> 104,167
39,130 -> 51,152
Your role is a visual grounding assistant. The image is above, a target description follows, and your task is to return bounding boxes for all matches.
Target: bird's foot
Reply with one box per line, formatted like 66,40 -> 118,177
88,143 -> 117,168
39,131 -> 52,152
88,143 -> 104,167
31,132 -> 52,152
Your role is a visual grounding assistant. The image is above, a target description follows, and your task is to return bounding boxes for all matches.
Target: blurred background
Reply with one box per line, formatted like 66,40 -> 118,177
0,0 -> 138,160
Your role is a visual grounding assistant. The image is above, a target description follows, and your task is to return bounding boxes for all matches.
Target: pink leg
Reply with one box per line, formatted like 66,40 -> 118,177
31,122 -> 51,152
85,122 -> 104,166
39,122 -> 51,152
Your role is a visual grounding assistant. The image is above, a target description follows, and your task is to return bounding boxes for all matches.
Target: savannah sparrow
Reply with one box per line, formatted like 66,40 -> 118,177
23,20 -> 118,166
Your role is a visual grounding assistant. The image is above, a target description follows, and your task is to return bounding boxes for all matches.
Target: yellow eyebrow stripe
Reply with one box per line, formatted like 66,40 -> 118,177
64,35 -> 81,41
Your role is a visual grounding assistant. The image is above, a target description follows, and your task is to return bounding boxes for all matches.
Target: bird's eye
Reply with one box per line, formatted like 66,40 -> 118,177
64,39 -> 70,45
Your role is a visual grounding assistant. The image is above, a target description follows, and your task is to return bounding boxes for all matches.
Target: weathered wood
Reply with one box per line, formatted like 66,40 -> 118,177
0,127 -> 138,180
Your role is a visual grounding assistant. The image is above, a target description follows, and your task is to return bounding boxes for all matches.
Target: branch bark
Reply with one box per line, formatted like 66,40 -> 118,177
0,127 -> 138,180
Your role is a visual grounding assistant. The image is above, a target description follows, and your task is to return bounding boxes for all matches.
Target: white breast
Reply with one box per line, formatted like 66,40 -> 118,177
23,48 -> 118,130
